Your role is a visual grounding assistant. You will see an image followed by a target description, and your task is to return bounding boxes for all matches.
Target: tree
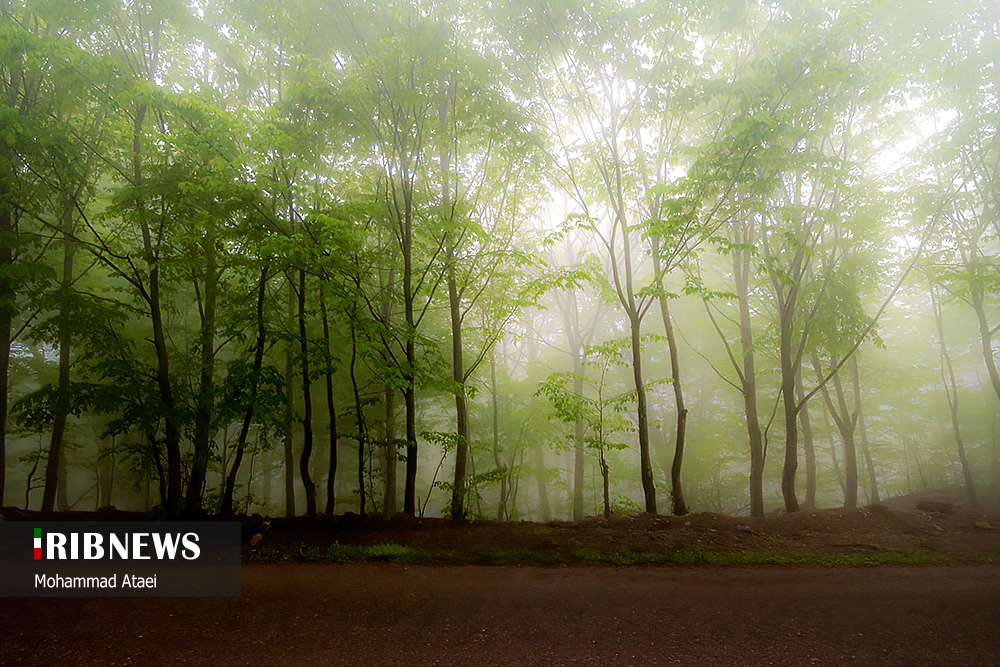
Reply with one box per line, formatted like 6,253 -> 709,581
532,0 -> 718,514
538,339 -> 637,519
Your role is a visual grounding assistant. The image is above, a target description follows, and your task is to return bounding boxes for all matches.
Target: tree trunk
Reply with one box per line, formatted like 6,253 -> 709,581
565,287 -> 587,522
660,296 -> 688,516
43,201 -> 76,511
403,381 -> 417,515
402,178 -> 418,516
448,261 -> 470,519
827,357 -> 858,509
813,354 -> 845,495
186,224 -> 218,513
858,407 -> 880,505
795,370 -> 817,510
779,293 -> 800,513
284,339 -> 296,518
135,132 -> 182,513
535,446 -> 551,522
130,20 -> 181,514
651,235 -> 687,515
491,351 -> 508,521
629,315 -> 657,513
349,318 -> 366,516
380,274 -> 397,516
0,228 -> 9,507
600,449 -> 610,519
298,269 -> 316,516
736,243 -> 765,517
970,274 -> 1000,404
0,49 -> 18,508
146,240 -> 182,513
221,264 -> 269,517
933,285 -> 977,506
382,385 -> 396,516
321,287 -> 339,516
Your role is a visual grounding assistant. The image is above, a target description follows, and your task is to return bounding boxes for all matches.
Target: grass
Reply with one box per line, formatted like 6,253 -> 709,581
246,542 -> 953,567
323,542 -> 430,563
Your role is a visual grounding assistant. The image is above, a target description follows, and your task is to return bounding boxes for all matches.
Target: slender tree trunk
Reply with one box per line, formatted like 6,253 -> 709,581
0,48 -> 19,508
136,137 -> 182,512
605,98 -> 655,514
448,261 -> 470,519
0,244 -> 9,507
382,385 -> 396,516
970,275 -> 1000,404
535,446 -> 551,522
298,269 -> 316,516
131,20 -> 181,514
146,240 -> 182,512
401,179 -> 418,516
186,225 -> 218,513
148,433 -> 167,508
736,243 -> 765,517
933,286 -> 977,506
858,408 -> 880,505
321,287 -> 339,516
795,370 -> 817,510
284,337 -> 295,518
222,264 -> 269,516
349,318 -> 366,516
564,288 -> 586,522
628,316 -> 656,513
491,351 -> 508,521
779,293 -> 800,513
43,202 -> 76,511
437,83 -> 472,520
262,446 -> 272,509
380,273 -> 397,516
813,354 -> 845,494
828,357 -> 859,509
403,381 -> 417,515
651,235 -> 688,515
599,449 -> 610,519
660,296 -> 688,516
573,398 -> 586,519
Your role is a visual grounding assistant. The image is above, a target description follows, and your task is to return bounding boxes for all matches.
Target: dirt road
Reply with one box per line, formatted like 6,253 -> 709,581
3,564 -> 999,666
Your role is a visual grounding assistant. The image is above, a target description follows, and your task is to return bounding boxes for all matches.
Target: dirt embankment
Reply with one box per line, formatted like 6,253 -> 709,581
5,493 -> 999,564
235,495 -> 1000,564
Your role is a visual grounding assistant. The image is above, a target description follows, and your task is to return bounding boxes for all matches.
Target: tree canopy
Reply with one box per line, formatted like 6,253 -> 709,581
2,0 -> 999,519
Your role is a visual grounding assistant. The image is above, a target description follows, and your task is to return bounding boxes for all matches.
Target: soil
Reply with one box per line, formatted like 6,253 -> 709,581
4,496 -> 1000,666
3,564 -> 1000,666
5,491 -> 1000,563
233,493 -> 1000,564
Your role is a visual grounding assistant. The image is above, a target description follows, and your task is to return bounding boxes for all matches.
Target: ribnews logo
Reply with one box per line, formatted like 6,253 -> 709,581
31,527 -> 201,561
2,521 -> 240,598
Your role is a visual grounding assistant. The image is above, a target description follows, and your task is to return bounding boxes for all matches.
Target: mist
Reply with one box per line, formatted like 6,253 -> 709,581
2,0 -> 998,521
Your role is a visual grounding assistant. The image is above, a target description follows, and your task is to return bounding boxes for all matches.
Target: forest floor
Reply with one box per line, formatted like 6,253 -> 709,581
4,496 -> 1000,665
234,491 -> 1000,566
4,563 -> 1000,665
4,490 -> 1000,565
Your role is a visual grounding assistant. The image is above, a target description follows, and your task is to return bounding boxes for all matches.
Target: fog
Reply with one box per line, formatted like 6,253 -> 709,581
2,0 -> 998,520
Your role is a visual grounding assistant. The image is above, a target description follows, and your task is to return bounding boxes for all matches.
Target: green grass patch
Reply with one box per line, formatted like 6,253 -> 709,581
568,547 -> 605,563
360,543 -> 429,563
247,542 -> 953,567
556,547 -> 949,567
324,542 -> 429,563
299,544 -> 322,562
325,543 -> 362,563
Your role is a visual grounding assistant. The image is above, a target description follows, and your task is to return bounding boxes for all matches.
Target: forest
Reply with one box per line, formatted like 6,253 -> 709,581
1,0 -> 998,522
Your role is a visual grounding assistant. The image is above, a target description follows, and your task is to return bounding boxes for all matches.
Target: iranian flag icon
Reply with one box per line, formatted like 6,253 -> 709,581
34,528 -> 41,559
